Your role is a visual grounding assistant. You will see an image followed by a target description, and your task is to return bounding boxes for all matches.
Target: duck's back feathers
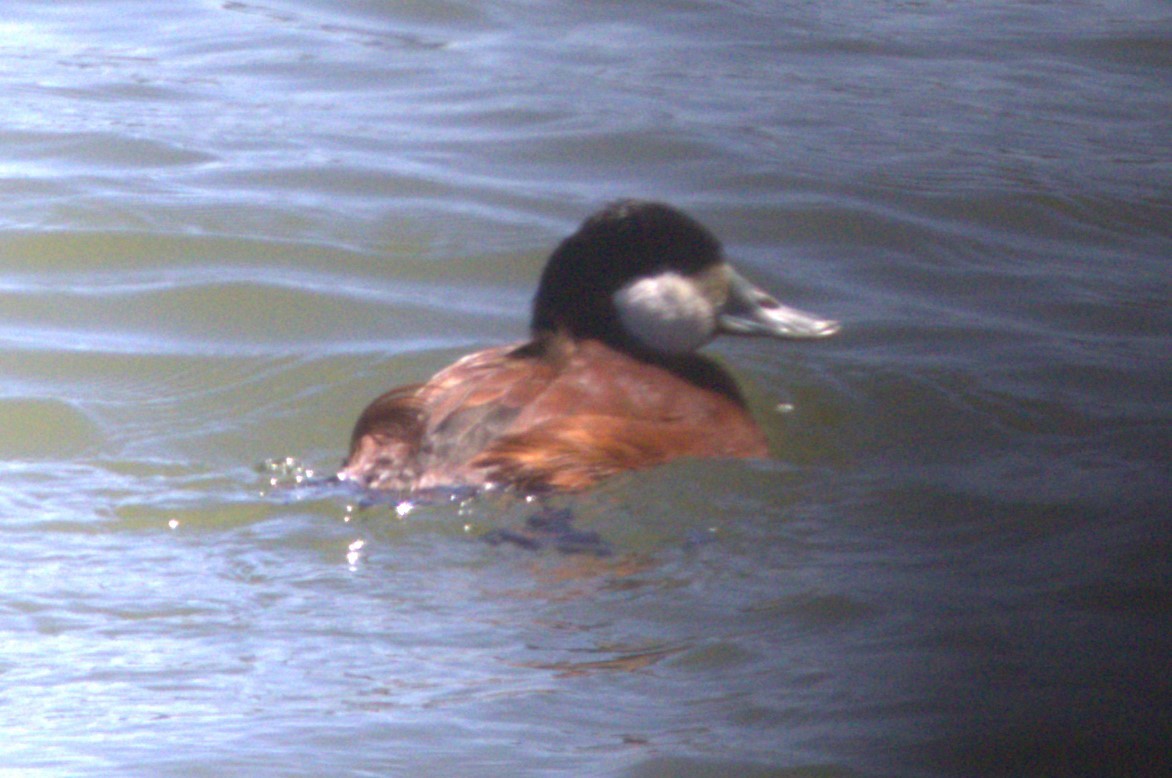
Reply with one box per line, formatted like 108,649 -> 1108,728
341,336 -> 767,493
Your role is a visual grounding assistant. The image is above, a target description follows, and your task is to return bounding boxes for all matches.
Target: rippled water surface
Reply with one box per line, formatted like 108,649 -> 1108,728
2,1 -> 1169,776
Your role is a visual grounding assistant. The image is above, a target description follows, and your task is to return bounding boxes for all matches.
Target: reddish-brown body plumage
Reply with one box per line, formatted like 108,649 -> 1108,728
341,336 -> 767,492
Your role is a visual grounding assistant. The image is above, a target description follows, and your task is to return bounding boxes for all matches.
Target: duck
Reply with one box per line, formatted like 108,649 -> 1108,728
338,200 -> 838,494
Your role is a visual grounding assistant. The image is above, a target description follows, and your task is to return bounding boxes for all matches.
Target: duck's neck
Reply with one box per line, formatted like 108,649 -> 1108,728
525,329 -> 749,408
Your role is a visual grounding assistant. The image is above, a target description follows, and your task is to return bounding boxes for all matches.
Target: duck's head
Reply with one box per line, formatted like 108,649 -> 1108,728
530,200 -> 840,355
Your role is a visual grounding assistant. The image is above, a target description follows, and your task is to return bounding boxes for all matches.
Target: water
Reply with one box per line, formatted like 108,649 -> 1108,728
1,1 -> 1169,775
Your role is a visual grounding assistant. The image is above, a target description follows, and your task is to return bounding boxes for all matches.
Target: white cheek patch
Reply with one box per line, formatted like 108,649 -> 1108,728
613,272 -> 716,354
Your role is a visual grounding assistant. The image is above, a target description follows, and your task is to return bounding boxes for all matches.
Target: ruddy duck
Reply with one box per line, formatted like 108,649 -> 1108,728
339,200 -> 838,493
